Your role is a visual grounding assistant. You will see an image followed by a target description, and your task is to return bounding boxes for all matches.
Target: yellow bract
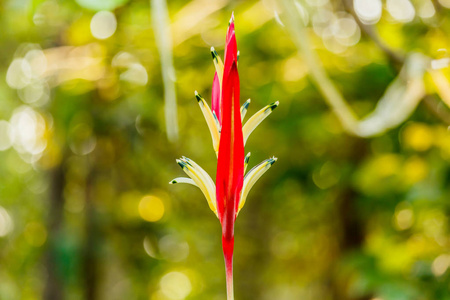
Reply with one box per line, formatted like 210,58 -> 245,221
243,101 -> 279,145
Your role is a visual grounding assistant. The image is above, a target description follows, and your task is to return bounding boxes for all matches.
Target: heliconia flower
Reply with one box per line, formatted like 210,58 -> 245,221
170,13 -> 278,300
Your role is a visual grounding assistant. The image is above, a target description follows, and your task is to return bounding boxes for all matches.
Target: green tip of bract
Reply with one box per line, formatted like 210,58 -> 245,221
176,159 -> 185,169
182,156 -> 193,166
243,99 -> 250,109
245,152 -> 251,163
210,47 -> 219,62
269,101 -> 280,111
169,179 -> 177,184
194,91 -> 202,102
269,157 -> 278,165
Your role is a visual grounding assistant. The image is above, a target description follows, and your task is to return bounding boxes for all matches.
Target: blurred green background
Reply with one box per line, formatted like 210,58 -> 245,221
0,0 -> 450,299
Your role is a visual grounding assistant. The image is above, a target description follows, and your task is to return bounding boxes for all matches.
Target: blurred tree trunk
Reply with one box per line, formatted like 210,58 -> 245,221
43,162 -> 65,300
331,138 -> 372,300
339,138 -> 366,251
83,166 -> 99,300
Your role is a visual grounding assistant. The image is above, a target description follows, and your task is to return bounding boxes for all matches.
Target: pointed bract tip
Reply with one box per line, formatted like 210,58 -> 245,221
230,11 -> 235,23
245,152 -> 251,163
195,91 -> 202,101
269,157 -> 278,165
269,101 -> 280,111
181,157 -> 193,166
176,159 -> 185,168
169,180 -> 177,184
210,48 -> 217,60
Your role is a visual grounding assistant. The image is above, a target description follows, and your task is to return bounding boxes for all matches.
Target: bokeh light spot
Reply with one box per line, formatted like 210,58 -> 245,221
332,15 -> 360,47
24,222 -> 47,247
18,81 -> 50,105
159,271 -> 192,300
438,0 -> 450,8
282,56 -> 307,82
0,206 -> 14,237
139,195 -> 165,222
6,59 -> 32,89
394,203 -> 414,231
68,123 -> 97,156
312,161 -> 340,189
402,156 -> 428,185
432,254 -> 450,276
120,63 -> 148,86
402,123 -> 433,151
0,121 -> 13,151
354,0 -> 382,25
143,236 -> 158,259
418,0 -> 436,19
159,235 -> 189,262
90,11 -> 117,40
9,106 -> 47,158
386,0 -> 415,23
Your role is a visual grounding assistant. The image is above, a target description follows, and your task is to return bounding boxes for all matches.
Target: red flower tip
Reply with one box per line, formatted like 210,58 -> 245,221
225,14 -> 237,66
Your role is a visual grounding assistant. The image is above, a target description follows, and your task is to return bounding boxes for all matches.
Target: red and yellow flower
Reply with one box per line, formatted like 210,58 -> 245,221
170,13 -> 278,299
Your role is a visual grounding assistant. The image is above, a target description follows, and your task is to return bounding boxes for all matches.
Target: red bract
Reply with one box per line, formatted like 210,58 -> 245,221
171,13 -> 279,300
212,72 -> 221,124
216,22 -> 244,294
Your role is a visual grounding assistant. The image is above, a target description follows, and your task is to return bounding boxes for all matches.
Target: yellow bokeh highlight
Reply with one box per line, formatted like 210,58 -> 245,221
24,222 -> 47,247
402,156 -> 429,185
120,191 -> 141,220
374,154 -> 401,177
139,195 -> 165,222
283,56 -> 308,82
394,202 -> 414,231
65,15 -> 94,46
434,126 -> 450,160
402,123 -> 434,151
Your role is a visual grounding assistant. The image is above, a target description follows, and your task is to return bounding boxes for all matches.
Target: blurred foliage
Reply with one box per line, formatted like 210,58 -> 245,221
0,0 -> 449,300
